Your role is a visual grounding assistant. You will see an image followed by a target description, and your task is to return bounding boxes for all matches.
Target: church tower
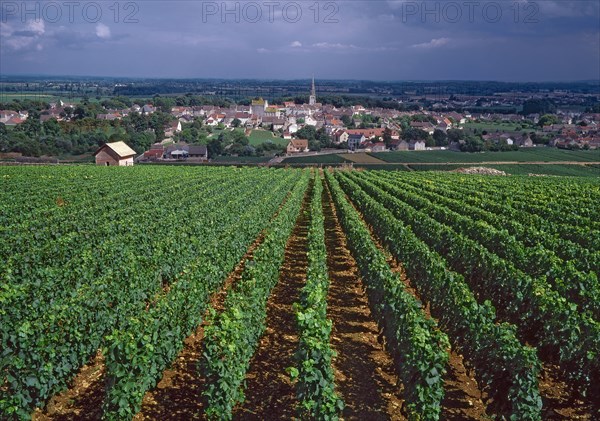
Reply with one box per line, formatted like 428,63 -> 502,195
309,75 -> 316,106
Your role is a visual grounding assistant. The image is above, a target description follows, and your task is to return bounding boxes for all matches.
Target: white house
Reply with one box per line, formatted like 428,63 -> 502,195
304,115 -> 317,126
409,140 -> 426,151
94,141 -> 136,166
287,139 -> 309,154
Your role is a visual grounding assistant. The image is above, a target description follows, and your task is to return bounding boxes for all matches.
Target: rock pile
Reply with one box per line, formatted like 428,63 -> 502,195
454,167 -> 508,176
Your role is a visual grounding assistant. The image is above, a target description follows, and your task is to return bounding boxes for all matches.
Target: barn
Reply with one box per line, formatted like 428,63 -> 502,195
94,142 -> 137,166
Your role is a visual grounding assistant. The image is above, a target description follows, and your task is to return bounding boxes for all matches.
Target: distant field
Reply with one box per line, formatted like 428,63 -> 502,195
488,164 -> 600,177
282,154 -> 348,164
463,121 -> 531,132
210,156 -> 272,163
248,130 -> 288,147
343,152 -> 387,164
372,149 -> 600,164
407,164 -> 599,177
0,93 -> 117,103
0,93 -> 56,101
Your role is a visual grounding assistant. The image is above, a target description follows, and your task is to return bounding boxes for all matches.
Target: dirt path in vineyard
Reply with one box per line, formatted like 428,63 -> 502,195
324,174 -> 490,420
379,237 -> 487,421
134,231 -> 268,420
136,187 -> 302,420
233,185 -> 312,420
322,181 -> 406,420
336,170 -> 597,420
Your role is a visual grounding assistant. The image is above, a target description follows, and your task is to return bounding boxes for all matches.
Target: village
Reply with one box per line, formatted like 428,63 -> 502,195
1,78 -> 600,166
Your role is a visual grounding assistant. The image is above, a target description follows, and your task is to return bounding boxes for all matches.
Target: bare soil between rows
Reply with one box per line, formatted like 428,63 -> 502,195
233,187 -> 312,420
134,232 -> 267,420
31,231 -> 268,421
376,231 -> 487,421
336,170 -> 598,420
322,180 -> 406,420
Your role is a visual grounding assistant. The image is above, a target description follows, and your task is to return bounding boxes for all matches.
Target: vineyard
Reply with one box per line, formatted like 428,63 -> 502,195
1,165 -> 599,420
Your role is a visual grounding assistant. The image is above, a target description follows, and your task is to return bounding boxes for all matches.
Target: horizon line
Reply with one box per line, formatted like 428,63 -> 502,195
1,73 -> 599,85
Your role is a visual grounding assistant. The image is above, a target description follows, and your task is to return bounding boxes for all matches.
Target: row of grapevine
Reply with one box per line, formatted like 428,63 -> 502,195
0,167 -> 300,418
2,176 -> 242,416
445,174 -> 600,231
0,168 -> 218,273
325,171 -> 452,420
0,166 -> 147,224
426,174 -> 600,252
338,171 -> 600,402
200,171 -> 310,419
2,173 -> 241,326
292,175 -> 344,419
102,174 -> 300,419
358,171 -> 600,320
332,171 -> 543,419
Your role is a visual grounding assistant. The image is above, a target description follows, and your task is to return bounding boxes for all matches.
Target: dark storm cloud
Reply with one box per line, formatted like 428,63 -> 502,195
0,0 -> 598,81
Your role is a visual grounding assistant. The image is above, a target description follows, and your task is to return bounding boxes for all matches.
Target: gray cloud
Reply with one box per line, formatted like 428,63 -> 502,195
0,0 -> 598,81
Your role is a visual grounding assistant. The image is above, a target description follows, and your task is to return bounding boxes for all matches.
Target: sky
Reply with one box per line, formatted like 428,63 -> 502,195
1,0 -> 599,81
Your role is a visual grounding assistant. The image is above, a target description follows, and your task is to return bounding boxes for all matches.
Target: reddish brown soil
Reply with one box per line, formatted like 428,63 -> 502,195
31,351 -> 105,421
29,190 -> 295,421
233,189 -> 312,420
322,182 -> 406,420
328,176 -> 488,420
539,363 -> 594,420
30,231 -> 267,421
440,351 -> 488,421
385,252 -> 487,421
134,232 -> 267,420
335,172 -> 598,420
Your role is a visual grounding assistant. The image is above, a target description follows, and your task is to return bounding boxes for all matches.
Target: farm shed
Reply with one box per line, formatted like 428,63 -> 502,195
188,145 -> 208,160
94,142 -> 136,166
287,139 -> 309,154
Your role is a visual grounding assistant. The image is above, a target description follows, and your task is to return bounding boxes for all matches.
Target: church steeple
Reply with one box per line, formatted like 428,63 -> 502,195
309,75 -> 316,106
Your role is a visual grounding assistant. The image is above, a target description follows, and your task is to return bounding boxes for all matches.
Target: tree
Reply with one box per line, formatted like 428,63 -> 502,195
15,111 -> 42,137
232,118 -> 241,128
73,105 -> 92,120
316,128 -> 332,148
207,138 -> 223,158
0,123 -> 10,152
308,139 -> 321,152
42,119 -> 62,137
447,128 -> 464,143
382,127 -> 393,148
296,125 -> 317,141
341,114 -> 352,128
153,96 -> 175,113
522,99 -> 556,116
411,114 -> 436,124
402,128 -> 428,141
432,129 -> 448,146
460,136 -> 484,152
538,114 -> 559,127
